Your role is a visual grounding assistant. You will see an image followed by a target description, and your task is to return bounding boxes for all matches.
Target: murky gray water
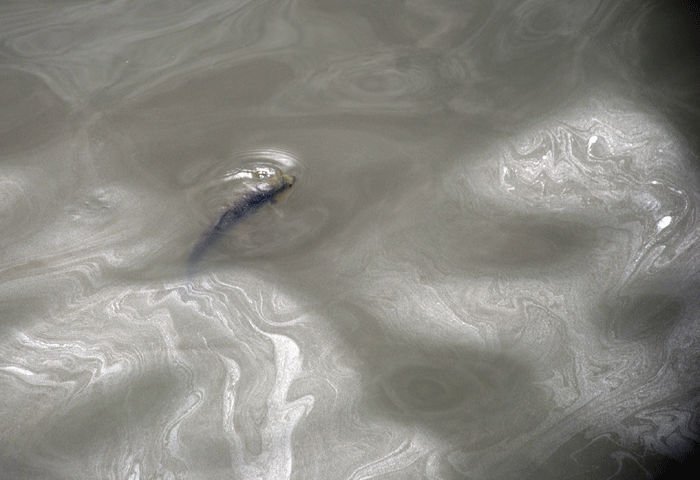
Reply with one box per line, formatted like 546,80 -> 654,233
1,0 -> 699,478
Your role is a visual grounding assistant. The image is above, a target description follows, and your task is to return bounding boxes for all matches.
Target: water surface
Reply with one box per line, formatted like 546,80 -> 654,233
1,0 -> 699,479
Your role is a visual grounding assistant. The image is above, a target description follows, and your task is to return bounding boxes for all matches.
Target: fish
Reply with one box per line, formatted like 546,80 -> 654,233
187,173 -> 296,274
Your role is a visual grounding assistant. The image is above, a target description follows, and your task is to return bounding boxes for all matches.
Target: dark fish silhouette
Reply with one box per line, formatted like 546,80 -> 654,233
187,173 -> 295,273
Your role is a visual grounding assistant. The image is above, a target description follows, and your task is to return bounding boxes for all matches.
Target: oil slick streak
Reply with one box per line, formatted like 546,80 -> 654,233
224,332 -> 315,480
187,173 -> 295,274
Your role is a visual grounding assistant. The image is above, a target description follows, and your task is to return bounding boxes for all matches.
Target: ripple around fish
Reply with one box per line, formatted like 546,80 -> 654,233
184,148 -> 328,261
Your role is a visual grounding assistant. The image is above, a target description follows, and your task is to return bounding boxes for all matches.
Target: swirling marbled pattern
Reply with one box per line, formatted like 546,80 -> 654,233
1,0 -> 699,479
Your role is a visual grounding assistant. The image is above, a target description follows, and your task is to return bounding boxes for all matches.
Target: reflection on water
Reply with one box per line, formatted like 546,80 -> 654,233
1,0 -> 699,478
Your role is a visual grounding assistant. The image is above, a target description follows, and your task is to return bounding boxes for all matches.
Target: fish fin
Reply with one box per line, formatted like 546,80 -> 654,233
271,188 -> 291,204
269,204 -> 284,218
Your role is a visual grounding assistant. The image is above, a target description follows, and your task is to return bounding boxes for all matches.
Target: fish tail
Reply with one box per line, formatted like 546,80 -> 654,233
186,230 -> 219,275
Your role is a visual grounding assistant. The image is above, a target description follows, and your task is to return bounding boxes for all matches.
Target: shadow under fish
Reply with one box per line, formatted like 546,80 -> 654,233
187,173 -> 296,275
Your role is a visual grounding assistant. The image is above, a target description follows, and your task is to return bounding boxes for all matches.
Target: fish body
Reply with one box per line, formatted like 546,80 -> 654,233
187,174 -> 295,273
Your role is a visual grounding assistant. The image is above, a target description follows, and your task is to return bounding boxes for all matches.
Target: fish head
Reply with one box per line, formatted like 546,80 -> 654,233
270,173 -> 296,203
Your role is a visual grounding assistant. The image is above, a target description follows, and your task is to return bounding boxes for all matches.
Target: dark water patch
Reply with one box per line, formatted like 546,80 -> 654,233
602,293 -> 684,343
421,213 -> 596,275
363,342 -> 550,450
525,424 -> 700,480
595,0 -> 700,156
0,70 -> 69,155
